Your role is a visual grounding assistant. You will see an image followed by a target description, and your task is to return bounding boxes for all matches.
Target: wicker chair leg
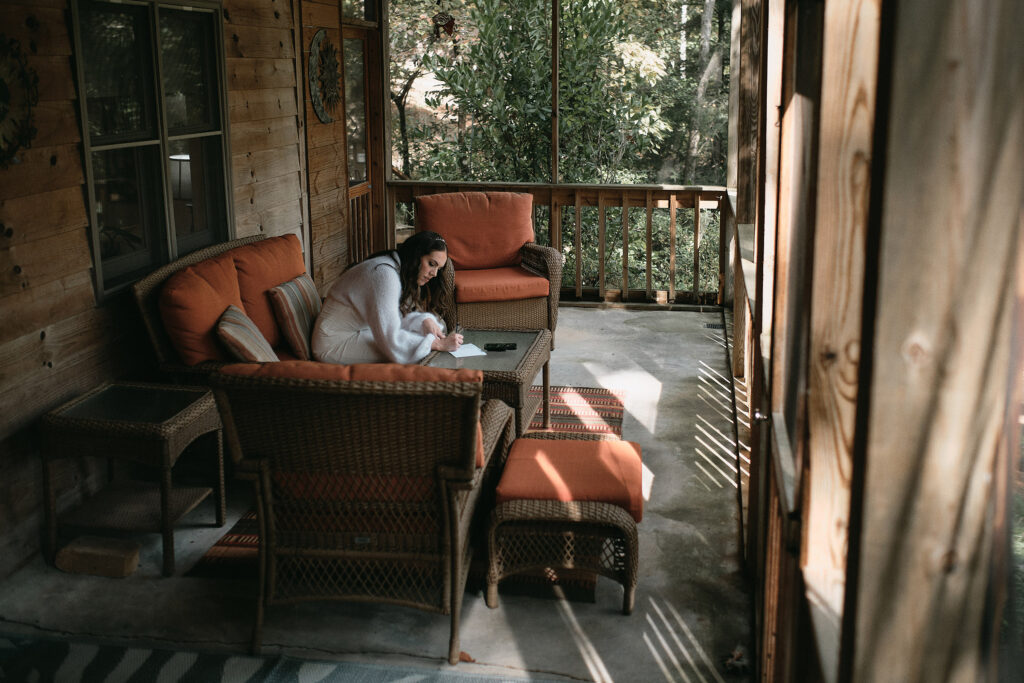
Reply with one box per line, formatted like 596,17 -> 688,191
485,581 -> 500,608
251,601 -> 264,655
623,583 -> 636,615
448,598 -> 462,665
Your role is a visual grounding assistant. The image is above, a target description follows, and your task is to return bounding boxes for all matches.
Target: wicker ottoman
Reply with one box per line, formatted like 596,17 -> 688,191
486,434 -> 643,614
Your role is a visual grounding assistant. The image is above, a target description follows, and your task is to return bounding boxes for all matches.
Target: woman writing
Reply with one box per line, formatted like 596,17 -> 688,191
312,231 -> 463,364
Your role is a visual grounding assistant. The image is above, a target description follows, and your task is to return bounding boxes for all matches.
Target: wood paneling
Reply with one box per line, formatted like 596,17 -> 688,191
229,86 -> 299,122
0,229 -> 92,297
226,57 -> 297,90
223,0 -> 294,29
224,24 -> 295,59
232,145 -> 302,187
0,6 -> 70,54
301,0 -> 339,29
230,116 -> 301,154
0,270 -> 95,346
235,197 -> 304,237
851,0 -> 1024,680
0,144 -> 84,200
0,187 -> 88,247
234,171 -> 303,218
803,1 -> 882,679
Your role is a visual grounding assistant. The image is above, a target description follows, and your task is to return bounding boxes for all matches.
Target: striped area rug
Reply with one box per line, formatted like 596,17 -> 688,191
0,634 -> 548,682
187,386 -> 625,579
527,385 -> 626,436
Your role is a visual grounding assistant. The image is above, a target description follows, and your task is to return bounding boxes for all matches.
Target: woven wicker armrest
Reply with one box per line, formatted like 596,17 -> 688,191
438,265 -> 458,332
479,399 -> 515,469
520,242 -> 563,281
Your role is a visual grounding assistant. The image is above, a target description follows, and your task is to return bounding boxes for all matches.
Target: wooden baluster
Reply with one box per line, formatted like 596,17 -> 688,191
574,191 -> 582,299
621,191 -> 629,301
598,192 -> 607,300
669,193 -> 677,302
693,195 -> 702,302
646,191 -> 653,301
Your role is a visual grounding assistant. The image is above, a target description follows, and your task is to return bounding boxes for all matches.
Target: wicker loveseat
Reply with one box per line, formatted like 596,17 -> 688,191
415,192 -> 562,347
211,360 -> 515,663
132,233 -> 313,383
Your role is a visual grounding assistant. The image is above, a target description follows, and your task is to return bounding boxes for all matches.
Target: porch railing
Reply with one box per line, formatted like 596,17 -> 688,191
388,180 -> 729,306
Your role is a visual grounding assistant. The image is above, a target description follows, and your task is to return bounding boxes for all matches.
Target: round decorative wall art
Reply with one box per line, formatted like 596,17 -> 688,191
0,33 -> 39,168
309,29 -> 341,124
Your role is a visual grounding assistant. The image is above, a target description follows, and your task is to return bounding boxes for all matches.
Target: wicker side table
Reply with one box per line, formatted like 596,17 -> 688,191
41,382 -> 225,576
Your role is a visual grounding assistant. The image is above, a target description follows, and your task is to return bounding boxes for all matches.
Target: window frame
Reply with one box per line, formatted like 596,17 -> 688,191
71,0 -> 234,300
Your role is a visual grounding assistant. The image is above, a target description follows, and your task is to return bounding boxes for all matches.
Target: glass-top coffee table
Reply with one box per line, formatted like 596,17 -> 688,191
423,329 -> 550,436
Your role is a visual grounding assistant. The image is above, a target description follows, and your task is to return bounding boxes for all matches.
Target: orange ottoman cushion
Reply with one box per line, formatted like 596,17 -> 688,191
158,252 -> 243,365
415,192 -> 534,270
230,234 -> 306,348
454,266 -> 550,303
496,438 -> 644,522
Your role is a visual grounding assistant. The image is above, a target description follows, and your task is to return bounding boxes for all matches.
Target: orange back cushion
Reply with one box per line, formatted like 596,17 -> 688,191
496,438 -> 644,522
230,234 -> 306,348
415,192 -> 535,270
159,252 -> 242,365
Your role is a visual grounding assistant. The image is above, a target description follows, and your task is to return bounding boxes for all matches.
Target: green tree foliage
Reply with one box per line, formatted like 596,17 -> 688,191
388,0 -> 729,293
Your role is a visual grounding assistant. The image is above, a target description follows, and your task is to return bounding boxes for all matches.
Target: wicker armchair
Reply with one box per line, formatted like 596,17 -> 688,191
415,192 -> 562,347
210,361 -> 516,664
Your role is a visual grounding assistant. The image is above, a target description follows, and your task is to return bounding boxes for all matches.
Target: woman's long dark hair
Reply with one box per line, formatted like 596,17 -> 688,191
350,231 -> 449,316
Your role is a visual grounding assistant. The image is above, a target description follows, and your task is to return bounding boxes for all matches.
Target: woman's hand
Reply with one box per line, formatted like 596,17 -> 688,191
422,317 -> 445,338
431,331 -> 464,352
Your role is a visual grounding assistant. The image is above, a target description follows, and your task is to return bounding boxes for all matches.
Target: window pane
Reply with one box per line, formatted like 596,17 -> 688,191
167,137 -> 227,255
160,8 -> 219,133
93,146 -> 165,288
344,38 -> 368,186
342,0 -> 374,22
79,1 -> 156,142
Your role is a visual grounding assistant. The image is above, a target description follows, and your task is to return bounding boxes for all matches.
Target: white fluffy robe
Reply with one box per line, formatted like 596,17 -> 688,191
311,253 -> 442,364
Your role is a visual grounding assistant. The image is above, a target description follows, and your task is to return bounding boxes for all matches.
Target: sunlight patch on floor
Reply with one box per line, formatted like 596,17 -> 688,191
555,597 -> 613,682
583,363 -> 662,435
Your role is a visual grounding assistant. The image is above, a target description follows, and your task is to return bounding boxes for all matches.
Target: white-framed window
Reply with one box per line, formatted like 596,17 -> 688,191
72,0 -> 231,295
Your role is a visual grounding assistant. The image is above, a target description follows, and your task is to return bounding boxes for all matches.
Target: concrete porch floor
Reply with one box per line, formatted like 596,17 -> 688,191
0,307 -> 752,682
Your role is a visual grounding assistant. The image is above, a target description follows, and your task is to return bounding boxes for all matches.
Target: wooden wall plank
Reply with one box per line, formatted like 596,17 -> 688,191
31,100 -> 82,147
0,187 -> 88,246
28,55 -> 76,102
232,145 -> 301,187
234,171 -> 302,218
0,6 -> 70,55
230,117 -> 300,154
0,144 -> 83,201
0,271 -> 95,346
308,187 -> 343,223
223,0 -> 294,29
803,1 -> 881,678
229,86 -> 299,122
851,0 -> 1024,680
301,0 -> 340,29
0,228 -> 91,297
224,24 -> 295,59
235,197 -> 303,238
226,57 -> 298,90
310,211 -> 343,245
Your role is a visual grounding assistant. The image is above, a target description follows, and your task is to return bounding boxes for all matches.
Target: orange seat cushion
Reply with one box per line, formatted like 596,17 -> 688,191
454,266 -> 550,303
415,192 -> 534,270
159,252 -> 242,365
230,234 -> 306,348
496,438 -> 644,522
220,360 -> 482,384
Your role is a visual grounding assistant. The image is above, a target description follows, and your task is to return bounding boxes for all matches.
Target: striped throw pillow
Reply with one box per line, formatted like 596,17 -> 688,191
267,274 -> 322,361
216,305 -> 279,363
